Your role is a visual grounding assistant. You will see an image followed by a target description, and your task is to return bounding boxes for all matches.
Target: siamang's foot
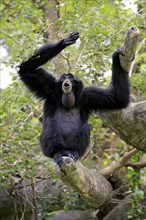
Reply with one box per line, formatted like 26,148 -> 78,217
68,151 -> 79,162
54,150 -> 79,167
62,31 -> 79,47
54,152 -> 65,167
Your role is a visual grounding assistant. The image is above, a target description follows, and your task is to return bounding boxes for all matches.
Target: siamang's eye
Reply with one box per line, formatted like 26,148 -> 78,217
68,74 -> 74,80
61,75 -> 67,81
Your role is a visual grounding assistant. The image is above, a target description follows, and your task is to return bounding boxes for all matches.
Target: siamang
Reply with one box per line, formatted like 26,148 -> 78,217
18,31 -> 130,166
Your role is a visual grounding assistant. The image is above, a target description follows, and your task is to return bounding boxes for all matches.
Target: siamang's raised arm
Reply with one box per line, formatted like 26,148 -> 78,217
82,50 -> 130,112
18,67 -> 56,99
18,32 -> 79,99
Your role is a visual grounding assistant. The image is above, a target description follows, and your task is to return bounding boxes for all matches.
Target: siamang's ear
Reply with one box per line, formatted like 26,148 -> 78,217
55,79 -> 61,84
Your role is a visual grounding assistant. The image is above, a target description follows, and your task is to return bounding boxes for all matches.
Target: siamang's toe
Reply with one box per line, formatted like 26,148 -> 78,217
54,153 -> 64,166
54,150 -> 79,166
67,151 -> 79,162
58,161 -> 65,167
54,156 -> 65,167
73,151 -> 79,162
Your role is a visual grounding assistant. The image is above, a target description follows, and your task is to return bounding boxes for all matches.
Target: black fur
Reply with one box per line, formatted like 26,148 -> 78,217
18,32 -> 130,166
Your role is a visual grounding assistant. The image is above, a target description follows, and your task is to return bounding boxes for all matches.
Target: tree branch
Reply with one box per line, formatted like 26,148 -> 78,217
101,149 -> 138,177
0,29 -> 22,45
98,101 -> 146,153
125,161 -> 146,168
58,158 -> 113,209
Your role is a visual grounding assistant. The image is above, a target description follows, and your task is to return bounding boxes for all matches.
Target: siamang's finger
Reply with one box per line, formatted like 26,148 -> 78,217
66,40 -> 77,45
70,31 -> 79,39
70,31 -> 79,35
117,50 -> 124,56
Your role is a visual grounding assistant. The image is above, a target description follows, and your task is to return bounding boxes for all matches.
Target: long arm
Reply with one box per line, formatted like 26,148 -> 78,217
82,50 -> 130,112
18,32 -> 79,99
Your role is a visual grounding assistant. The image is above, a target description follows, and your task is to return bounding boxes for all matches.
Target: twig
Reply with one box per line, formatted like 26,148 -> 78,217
12,189 -> 20,220
0,29 -> 22,45
75,38 -> 88,68
82,143 -> 94,161
125,161 -> 146,168
116,9 -> 143,36
101,149 -> 138,177
61,52 -> 73,70
31,177 -> 39,220
129,38 -> 146,76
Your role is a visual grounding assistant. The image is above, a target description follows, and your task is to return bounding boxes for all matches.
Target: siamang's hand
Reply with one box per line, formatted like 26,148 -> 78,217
112,49 -> 123,65
112,49 -> 123,60
62,31 -> 79,47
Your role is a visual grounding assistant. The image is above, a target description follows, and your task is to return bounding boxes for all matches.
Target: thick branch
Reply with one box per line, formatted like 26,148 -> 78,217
98,101 -> 146,153
58,157 -> 113,209
103,195 -> 132,220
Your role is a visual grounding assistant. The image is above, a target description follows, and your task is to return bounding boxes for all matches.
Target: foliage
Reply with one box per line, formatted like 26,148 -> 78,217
127,166 -> 145,219
0,76 -> 42,182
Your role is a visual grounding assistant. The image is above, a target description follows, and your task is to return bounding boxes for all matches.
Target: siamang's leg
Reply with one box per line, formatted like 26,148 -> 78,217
40,118 -> 66,158
54,124 -> 90,166
66,124 -> 91,157
53,125 -> 90,166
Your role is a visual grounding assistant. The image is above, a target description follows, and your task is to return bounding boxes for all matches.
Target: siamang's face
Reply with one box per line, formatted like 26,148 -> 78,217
60,73 -> 81,94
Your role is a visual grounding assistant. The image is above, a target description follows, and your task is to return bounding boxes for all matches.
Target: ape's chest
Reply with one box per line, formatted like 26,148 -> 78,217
54,108 -> 82,138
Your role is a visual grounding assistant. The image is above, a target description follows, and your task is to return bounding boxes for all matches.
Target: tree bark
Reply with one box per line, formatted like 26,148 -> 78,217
102,195 -> 131,220
98,101 -> 146,153
58,159 -> 113,209
119,26 -> 140,73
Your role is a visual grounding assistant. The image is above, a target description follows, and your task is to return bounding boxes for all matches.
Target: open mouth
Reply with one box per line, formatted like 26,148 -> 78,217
64,82 -> 70,88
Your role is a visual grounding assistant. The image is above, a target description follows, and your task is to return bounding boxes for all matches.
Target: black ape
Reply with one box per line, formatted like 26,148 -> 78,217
18,32 -> 130,166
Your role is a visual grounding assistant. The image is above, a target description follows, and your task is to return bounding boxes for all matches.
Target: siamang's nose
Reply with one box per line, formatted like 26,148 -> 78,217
64,80 -> 70,87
